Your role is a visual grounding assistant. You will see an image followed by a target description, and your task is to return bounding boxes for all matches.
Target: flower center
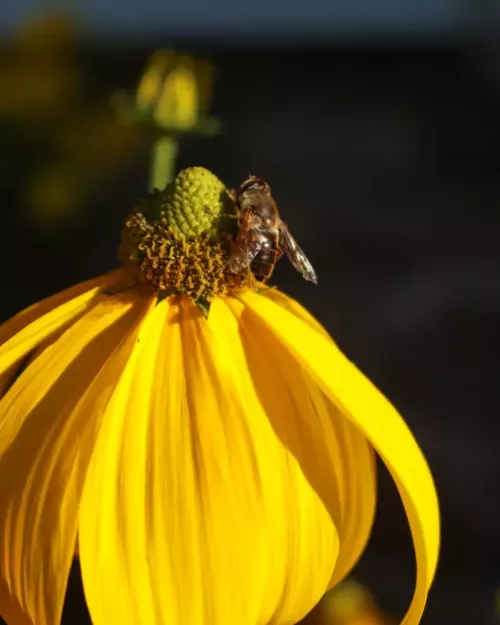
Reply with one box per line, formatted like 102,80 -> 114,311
119,167 -> 256,310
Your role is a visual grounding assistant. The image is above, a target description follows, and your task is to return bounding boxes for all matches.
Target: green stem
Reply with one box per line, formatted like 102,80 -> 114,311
149,136 -> 179,191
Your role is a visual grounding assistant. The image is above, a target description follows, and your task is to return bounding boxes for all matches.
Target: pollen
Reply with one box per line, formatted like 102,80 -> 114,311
119,167 -> 256,307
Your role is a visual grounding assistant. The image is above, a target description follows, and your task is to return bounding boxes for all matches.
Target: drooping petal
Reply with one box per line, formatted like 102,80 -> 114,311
79,295 -> 339,625
0,362 -> 25,400
303,379 -> 376,589
258,287 -> 332,338
207,299 -> 340,623
226,296 -> 376,590
0,291 -> 153,625
239,291 -> 440,625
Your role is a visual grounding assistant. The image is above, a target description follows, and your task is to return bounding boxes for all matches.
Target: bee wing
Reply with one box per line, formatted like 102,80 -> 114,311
279,223 -> 318,284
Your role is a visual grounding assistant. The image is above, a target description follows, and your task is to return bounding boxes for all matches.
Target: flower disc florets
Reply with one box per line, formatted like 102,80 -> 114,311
120,167 -> 256,311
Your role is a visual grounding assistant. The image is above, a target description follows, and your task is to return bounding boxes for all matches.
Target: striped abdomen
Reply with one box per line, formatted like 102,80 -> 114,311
251,233 -> 280,283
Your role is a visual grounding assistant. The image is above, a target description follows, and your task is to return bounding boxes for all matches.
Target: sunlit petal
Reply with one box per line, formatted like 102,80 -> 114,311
226,297 -> 375,591
209,298 -> 339,623
0,284 -> 105,380
259,288 -> 331,338
0,270 -> 122,348
79,299 -> 170,625
80,296 -> 339,625
304,380 -> 376,588
0,293 -> 151,625
239,291 -> 440,625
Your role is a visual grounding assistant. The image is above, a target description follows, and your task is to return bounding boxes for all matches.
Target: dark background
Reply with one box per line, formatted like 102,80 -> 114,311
1,6 -> 500,624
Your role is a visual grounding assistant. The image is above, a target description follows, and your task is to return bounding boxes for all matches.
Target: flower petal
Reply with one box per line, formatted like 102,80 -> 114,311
259,288 -> 331,338
0,270 -> 123,348
79,296 -> 339,625
209,298 -> 341,623
0,363 -> 24,400
303,379 -> 376,589
0,292 -> 152,625
225,297 -> 376,590
238,291 -> 440,625
0,274 -> 118,380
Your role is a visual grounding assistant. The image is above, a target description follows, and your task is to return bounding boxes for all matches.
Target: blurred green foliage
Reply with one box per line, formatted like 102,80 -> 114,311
301,580 -> 396,625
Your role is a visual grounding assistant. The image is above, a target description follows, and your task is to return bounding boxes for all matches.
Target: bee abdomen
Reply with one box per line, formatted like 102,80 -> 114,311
251,238 -> 280,283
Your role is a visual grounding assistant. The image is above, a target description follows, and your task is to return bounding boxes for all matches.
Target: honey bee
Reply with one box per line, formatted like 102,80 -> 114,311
228,176 -> 318,284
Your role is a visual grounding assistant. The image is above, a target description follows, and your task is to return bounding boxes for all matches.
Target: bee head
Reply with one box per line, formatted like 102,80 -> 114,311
237,176 -> 271,198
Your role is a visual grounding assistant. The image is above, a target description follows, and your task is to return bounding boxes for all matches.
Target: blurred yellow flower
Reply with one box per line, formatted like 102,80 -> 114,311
137,52 -> 199,129
0,13 -> 80,119
309,580 -> 394,625
0,168 -> 439,625
114,50 -> 219,136
135,50 -> 216,130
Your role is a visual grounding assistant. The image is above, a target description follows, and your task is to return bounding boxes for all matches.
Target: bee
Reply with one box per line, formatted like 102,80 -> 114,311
227,176 -> 318,284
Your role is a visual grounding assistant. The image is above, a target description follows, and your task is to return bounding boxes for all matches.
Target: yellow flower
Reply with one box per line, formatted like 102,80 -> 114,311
0,167 -> 439,625
135,50 -> 215,130
314,580 -> 392,625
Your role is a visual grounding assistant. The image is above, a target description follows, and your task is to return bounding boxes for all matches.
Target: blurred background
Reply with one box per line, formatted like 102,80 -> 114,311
1,1 -> 500,624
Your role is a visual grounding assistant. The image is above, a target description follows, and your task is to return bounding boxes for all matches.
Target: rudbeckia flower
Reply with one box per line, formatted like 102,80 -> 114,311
0,167 -> 439,625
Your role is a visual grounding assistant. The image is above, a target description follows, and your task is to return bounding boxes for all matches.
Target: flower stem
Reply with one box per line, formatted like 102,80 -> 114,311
149,136 -> 179,191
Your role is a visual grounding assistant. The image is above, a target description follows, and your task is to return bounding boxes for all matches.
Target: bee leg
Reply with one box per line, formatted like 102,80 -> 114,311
203,206 -> 239,219
203,206 -> 218,217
